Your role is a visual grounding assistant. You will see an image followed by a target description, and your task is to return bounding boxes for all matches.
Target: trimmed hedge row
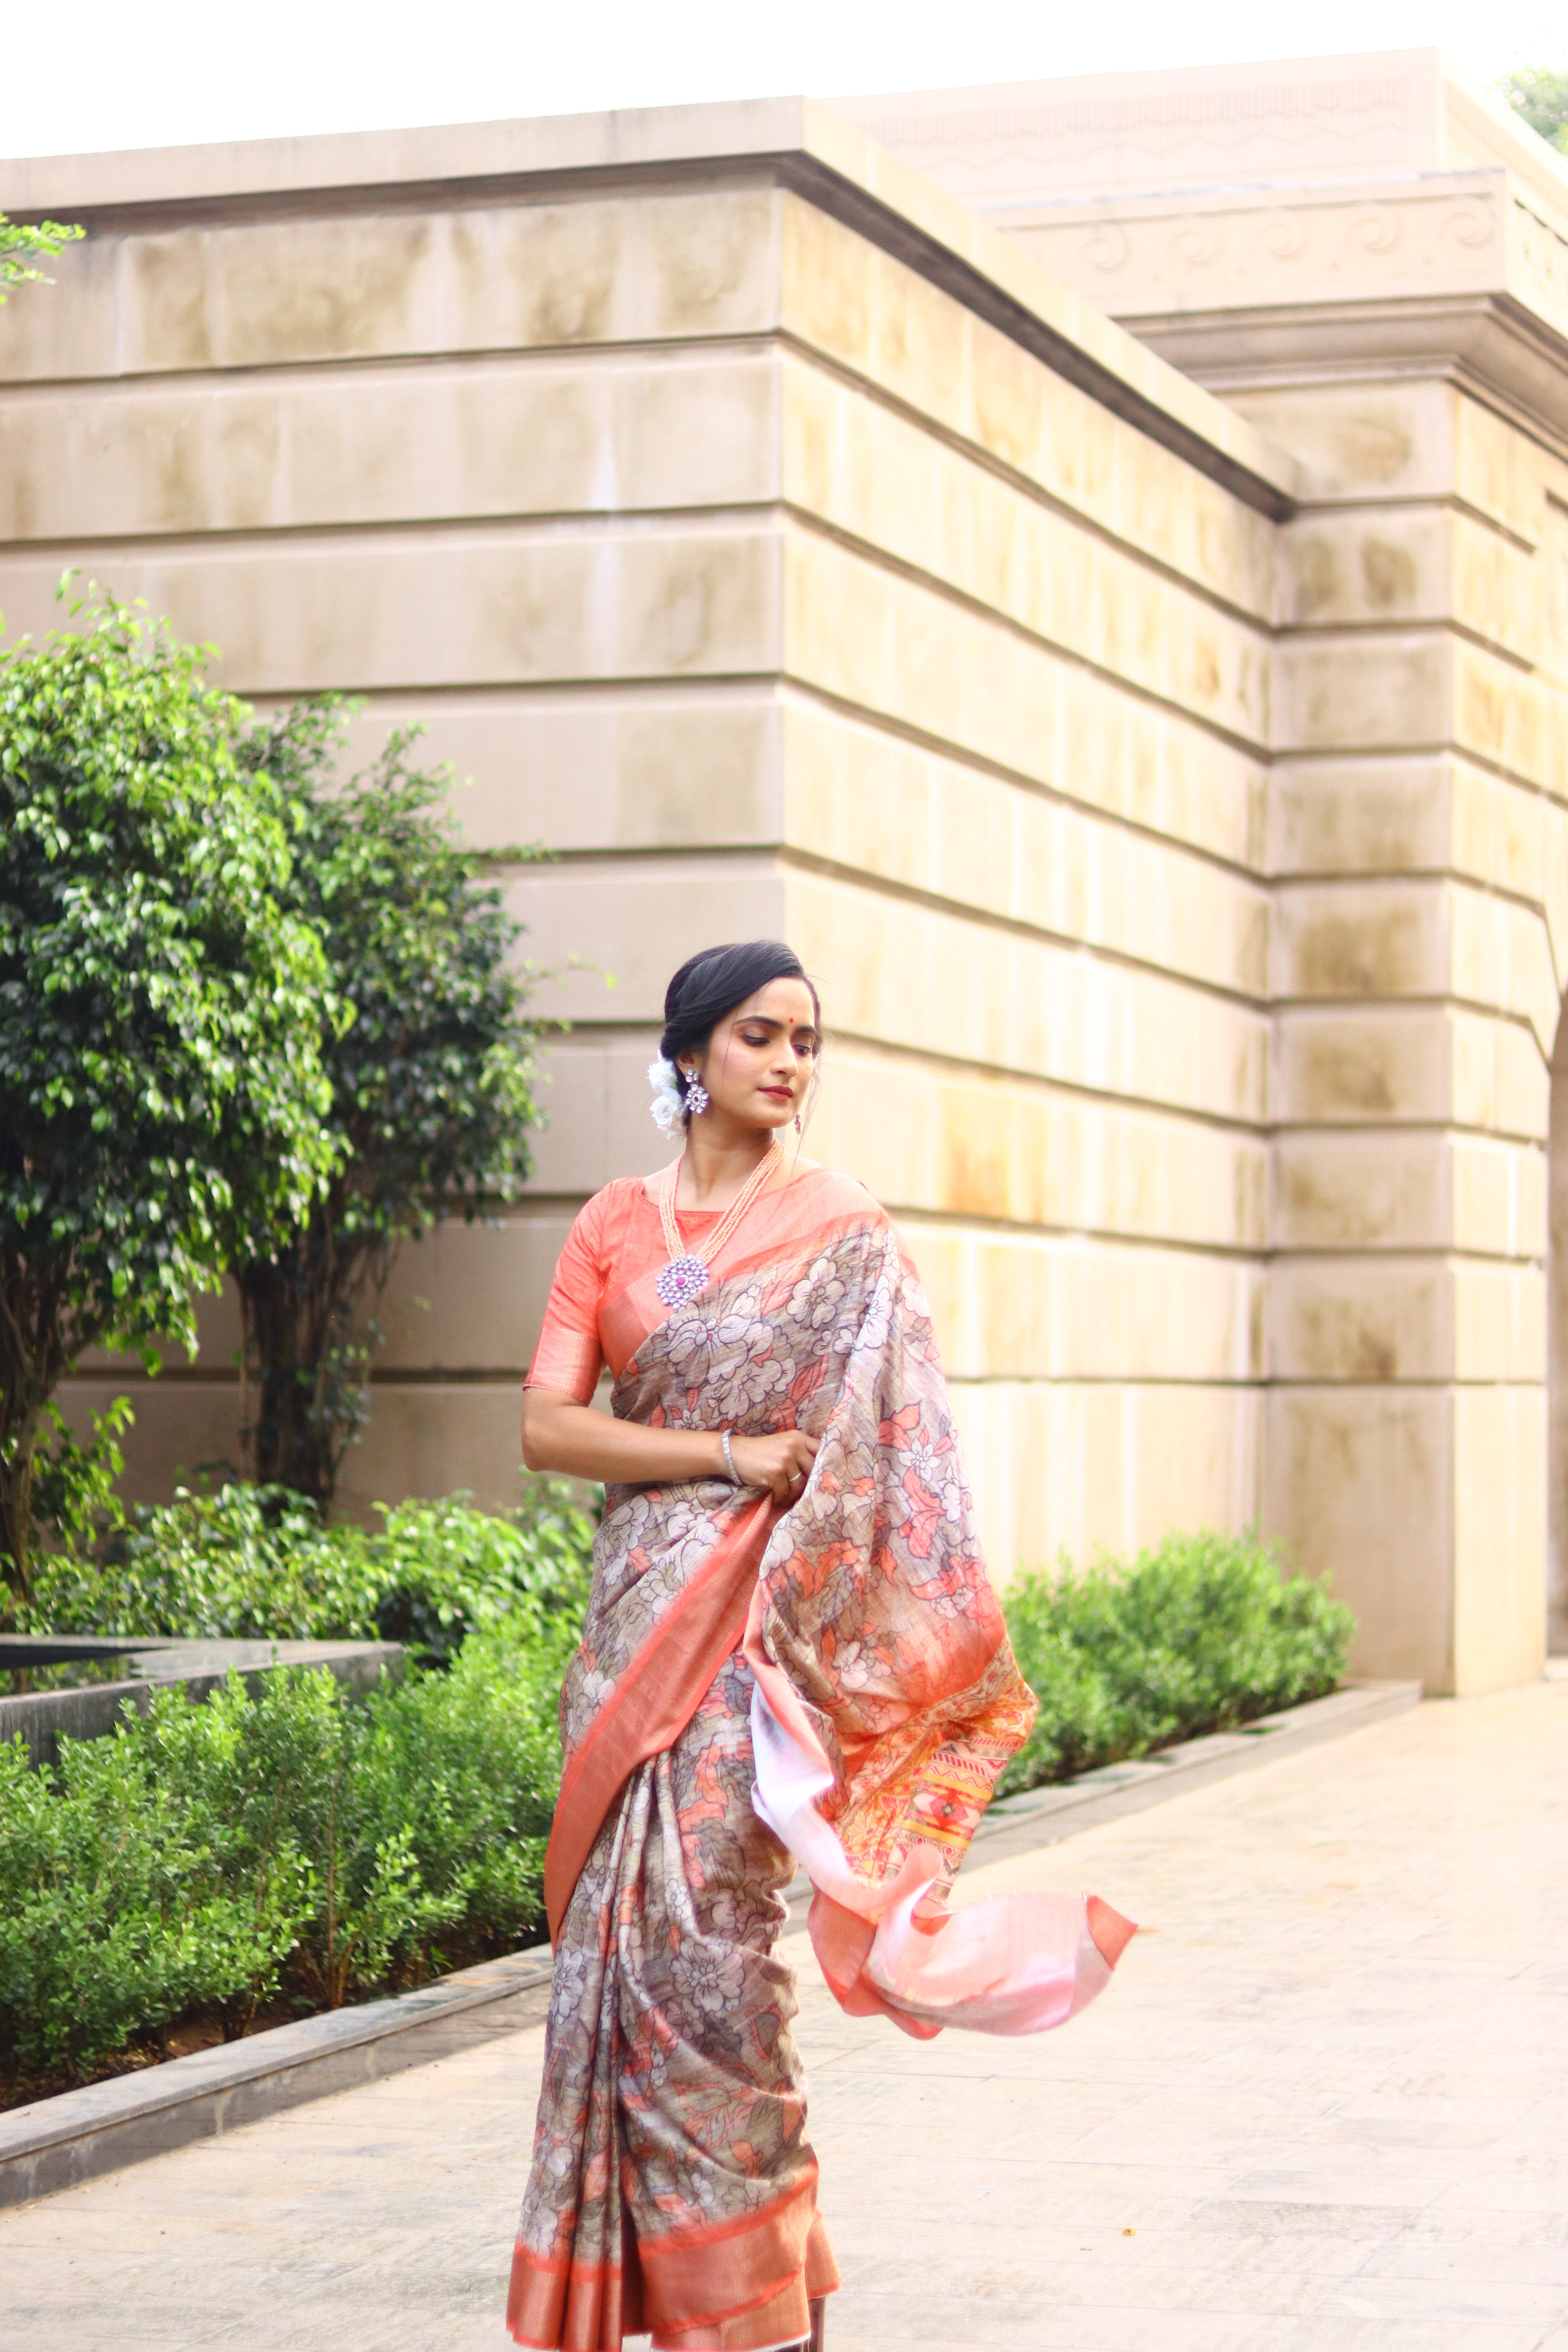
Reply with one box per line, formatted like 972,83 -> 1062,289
1,1612 -> 575,2091
21,1479 -> 594,1665
998,1528 -> 1354,1794
2,1482 -> 593,2098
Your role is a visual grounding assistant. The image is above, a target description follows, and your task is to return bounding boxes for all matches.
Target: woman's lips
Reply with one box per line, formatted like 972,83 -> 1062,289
760,1087 -> 793,1102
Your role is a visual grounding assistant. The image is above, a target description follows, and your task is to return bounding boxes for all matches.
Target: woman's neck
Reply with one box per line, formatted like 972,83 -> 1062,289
678,1118 -> 778,1210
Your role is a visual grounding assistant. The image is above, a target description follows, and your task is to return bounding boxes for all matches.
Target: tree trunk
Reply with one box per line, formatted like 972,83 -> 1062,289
0,1256 -> 66,1613
0,1433 -> 36,1612
237,1207 -> 385,1511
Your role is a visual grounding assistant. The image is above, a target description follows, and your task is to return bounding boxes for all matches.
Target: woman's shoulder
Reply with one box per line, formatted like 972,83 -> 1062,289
794,1162 -> 891,1230
596,1172 -> 661,1206
572,1174 -> 657,1246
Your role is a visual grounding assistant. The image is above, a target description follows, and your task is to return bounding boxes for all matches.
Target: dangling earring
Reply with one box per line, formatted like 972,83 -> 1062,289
794,1112 -> 802,1133
685,1074 -> 710,1117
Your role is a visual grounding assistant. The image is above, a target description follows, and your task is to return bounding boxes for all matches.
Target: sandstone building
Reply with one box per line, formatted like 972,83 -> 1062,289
2,49 -> 1565,1694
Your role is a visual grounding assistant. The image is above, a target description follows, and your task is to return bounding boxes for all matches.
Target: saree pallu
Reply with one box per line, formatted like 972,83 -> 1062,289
510,1171 -> 1126,2352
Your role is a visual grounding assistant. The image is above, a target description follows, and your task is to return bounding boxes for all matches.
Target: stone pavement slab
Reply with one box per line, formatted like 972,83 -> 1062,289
4,1679 -> 1566,2351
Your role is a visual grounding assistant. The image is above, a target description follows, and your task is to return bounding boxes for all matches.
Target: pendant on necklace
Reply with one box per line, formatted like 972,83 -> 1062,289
656,1253 -> 710,1307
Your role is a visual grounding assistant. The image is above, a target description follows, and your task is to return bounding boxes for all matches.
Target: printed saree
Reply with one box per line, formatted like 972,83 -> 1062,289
509,1166 -> 1128,2352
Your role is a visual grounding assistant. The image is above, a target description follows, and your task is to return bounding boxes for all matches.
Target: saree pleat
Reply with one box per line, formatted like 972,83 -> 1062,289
512,1653 -> 833,2352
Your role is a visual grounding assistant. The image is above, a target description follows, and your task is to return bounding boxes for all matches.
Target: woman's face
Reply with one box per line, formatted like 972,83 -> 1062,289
683,978 -> 820,1133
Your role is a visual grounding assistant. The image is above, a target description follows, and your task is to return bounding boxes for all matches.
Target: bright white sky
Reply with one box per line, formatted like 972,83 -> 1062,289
1,0 -> 1563,162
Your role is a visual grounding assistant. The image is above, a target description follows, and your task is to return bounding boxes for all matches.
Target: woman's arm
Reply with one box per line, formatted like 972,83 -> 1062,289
522,1389 -> 818,1504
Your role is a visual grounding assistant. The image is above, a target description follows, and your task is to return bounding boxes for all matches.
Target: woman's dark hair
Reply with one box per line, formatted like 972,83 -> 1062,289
661,941 -> 820,1118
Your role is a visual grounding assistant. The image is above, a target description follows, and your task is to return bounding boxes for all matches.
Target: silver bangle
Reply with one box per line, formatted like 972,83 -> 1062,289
720,1430 -> 741,1485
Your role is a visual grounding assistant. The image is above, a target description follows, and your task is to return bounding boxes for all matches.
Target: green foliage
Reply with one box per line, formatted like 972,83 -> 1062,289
361,1487 -> 594,1664
0,1615 -> 572,2082
234,702 -> 543,1506
1500,65 -> 1568,155
24,1476 -> 595,1668
999,1528 -> 1354,1794
27,1398 -> 134,1560
0,214 -> 83,303
0,1678 -> 314,2077
0,587 -> 338,1599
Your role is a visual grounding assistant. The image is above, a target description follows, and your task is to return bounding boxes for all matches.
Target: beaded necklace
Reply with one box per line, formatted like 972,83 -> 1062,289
655,1143 -> 778,1307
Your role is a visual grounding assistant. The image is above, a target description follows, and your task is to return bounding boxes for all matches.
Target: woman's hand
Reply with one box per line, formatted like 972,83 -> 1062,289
728,1428 -> 820,1504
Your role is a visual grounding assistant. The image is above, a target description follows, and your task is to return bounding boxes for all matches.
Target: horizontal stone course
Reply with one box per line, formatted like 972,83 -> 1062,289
782,690 -> 1268,920
1267,1254 -> 1544,1383
780,192 -> 1280,617
781,345 -> 1273,699
0,347 -> 783,541
1272,1128 -> 1546,1256
0,520 -> 782,694
786,519 -> 1268,765
1230,377 -> 1459,505
909,1221 -> 1262,1384
0,188 -> 785,379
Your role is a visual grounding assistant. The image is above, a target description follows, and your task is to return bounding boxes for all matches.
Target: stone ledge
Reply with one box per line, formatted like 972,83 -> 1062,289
0,1944 -> 555,2213
0,1674 -> 1418,2211
0,1637 -> 405,1772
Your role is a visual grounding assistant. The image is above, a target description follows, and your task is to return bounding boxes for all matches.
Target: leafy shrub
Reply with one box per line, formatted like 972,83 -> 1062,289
234,702 -> 542,1508
26,1397 -> 134,1563
0,1678 -> 314,2079
999,1529 -> 1354,1794
0,587 -> 339,1600
0,1612 -> 573,2085
24,1477 -> 594,1666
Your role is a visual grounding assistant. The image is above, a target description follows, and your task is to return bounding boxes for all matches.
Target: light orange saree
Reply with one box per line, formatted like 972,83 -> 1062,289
509,1168 -> 1126,2352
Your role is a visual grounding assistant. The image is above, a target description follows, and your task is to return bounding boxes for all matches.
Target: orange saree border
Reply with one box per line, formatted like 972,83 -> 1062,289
543,1487 -> 782,1938
508,2174 -> 832,2351
507,2237 -> 642,2351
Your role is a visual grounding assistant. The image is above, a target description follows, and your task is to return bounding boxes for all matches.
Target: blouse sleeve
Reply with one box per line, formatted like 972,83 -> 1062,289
526,1193 -> 610,1403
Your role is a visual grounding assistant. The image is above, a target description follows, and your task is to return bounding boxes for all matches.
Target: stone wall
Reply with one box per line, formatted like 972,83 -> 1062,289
0,109 -> 1289,1587
5,75 -> 1566,1692
842,54 -> 1568,1689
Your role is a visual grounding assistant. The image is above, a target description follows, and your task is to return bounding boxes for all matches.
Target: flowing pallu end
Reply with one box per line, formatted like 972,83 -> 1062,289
544,1489 -> 781,1940
508,2181 -> 838,2352
748,1679 -> 1136,2038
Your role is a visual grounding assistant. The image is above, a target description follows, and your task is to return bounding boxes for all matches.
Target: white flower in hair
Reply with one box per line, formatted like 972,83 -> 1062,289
647,1056 -> 686,1134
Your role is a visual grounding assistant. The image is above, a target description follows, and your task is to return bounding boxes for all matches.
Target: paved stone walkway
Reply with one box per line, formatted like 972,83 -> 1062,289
5,1678 -> 1568,2351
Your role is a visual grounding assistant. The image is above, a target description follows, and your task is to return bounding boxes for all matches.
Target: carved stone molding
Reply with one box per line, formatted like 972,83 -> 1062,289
997,172 -> 1568,456
1001,175 -> 1513,319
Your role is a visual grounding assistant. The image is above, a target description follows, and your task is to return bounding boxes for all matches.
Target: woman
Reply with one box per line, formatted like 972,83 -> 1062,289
510,941 -> 1132,2352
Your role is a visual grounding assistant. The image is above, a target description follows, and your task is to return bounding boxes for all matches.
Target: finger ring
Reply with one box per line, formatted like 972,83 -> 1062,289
791,1469 -> 804,1485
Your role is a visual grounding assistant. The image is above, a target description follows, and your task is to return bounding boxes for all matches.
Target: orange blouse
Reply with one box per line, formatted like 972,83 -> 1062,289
525,1176 -> 727,1404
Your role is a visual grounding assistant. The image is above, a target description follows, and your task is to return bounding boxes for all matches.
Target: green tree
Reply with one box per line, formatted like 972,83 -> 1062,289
1500,66 -> 1568,155
0,214 -> 83,304
234,702 -> 541,1508
0,588 -> 339,1607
